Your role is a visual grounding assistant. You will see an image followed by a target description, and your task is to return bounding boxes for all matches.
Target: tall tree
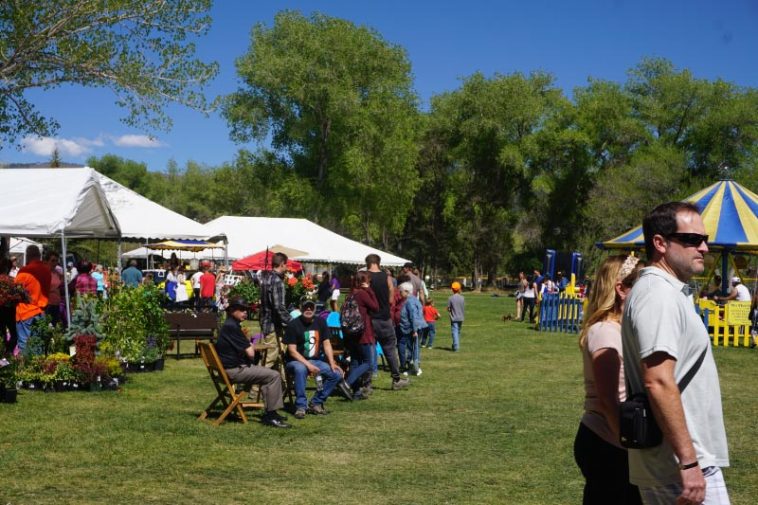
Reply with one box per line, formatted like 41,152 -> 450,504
420,72 -> 566,287
224,11 -> 420,244
0,0 -> 218,148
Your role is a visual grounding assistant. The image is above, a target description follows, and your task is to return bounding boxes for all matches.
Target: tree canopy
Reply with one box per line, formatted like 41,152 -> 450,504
223,11 -> 420,245
0,0 -> 218,149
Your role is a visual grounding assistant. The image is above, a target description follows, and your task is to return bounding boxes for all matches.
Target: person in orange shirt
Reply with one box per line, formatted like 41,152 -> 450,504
15,246 -> 51,353
420,298 -> 440,349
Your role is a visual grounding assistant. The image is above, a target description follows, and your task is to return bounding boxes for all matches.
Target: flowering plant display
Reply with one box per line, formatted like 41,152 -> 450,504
0,274 -> 29,306
285,273 -> 316,307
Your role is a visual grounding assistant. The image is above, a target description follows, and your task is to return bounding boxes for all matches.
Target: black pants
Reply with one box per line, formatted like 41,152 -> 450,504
0,305 -> 17,355
371,318 -> 402,381
521,297 -> 535,322
573,422 -> 641,505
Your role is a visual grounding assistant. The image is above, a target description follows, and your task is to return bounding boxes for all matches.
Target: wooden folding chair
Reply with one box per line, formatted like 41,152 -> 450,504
197,342 -> 264,426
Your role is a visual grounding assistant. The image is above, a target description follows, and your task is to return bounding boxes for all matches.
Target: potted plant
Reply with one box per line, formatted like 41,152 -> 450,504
0,356 -> 19,402
102,285 -> 169,372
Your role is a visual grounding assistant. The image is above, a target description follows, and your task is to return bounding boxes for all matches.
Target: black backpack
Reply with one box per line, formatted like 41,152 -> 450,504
340,294 -> 365,335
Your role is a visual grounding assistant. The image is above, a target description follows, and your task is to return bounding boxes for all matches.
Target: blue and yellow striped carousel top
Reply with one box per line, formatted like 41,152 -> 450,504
601,179 -> 758,251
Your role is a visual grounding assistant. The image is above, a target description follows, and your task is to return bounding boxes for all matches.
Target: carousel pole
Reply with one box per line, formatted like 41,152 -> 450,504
721,250 -> 730,296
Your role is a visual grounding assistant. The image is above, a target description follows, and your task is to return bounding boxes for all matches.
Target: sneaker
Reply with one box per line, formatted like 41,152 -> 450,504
294,408 -> 306,419
261,413 -> 291,429
336,379 -> 353,400
351,389 -> 367,400
426,346 -> 433,349
415,368 -> 423,376
307,403 -> 329,415
392,377 -> 410,390
360,385 -> 374,397
402,371 -> 408,377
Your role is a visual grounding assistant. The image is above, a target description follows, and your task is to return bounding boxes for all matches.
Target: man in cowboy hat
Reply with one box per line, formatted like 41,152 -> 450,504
215,297 -> 290,429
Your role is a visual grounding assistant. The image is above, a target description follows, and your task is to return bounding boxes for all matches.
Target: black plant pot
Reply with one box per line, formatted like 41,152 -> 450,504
2,387 -> 18,403
153,358 -> 165,371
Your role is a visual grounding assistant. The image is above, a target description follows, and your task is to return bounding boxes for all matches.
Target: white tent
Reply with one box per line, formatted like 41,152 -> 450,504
206,216 -> 409,266
122,216 -> 410,266
94,171 -> 214,240
0,168 -> 122,325
0,168 -> 120,238
9,237 -> 43,261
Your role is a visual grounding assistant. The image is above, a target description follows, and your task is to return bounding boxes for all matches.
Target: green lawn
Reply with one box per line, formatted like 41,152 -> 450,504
1,293 -> 755,504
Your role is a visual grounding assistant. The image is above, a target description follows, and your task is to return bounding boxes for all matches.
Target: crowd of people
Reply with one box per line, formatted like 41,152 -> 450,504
214,253 -> 465,429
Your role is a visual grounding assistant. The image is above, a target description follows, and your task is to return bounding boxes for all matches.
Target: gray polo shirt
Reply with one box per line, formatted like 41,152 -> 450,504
621,267 -> 729,487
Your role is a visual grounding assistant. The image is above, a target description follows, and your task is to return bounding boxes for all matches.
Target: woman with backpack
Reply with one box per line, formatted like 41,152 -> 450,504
340,271 -> 378,399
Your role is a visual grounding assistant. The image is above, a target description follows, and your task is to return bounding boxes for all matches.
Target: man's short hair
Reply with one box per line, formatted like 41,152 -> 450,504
271,252 -> 288,268
365,254 -> 381,267
26,245 -> 41,261
642,201 -> 701,259
403,262 -> 413,270
129,259 -> 138,267
43,250 -> 58,261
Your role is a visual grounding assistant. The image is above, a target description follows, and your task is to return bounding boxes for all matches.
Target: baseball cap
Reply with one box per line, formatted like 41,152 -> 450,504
451,281 -> 461,291
300,297 -> 316,310
731,277 -> 741,283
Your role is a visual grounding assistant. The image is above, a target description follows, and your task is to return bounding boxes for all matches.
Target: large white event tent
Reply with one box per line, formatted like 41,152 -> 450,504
0,168 -> 120,239
207,216 -> 409,267
94,171 -> 214,241
122,216 -> 410,267
0,168 -> 121,324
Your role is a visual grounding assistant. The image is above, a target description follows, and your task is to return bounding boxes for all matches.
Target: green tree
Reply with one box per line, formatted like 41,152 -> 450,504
418,72 -> 566,287
0,0 -> 218,148
224,11 -> 420,244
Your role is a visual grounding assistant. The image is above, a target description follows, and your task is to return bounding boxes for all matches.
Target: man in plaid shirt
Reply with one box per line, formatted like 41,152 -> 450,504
259,252 -> 292,369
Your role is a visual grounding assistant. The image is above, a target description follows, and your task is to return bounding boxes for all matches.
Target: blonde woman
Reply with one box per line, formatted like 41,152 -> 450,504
574,255 -> 643,505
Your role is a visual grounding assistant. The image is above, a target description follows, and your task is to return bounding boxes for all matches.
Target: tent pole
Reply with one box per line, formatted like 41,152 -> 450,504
61,231 -> 72,327
117,241 -> 122,270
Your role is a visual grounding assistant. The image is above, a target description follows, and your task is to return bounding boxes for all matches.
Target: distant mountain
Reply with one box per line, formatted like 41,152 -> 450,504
0,162 -> 85,168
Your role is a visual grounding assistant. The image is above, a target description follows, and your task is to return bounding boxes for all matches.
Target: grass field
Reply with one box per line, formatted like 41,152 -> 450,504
1,292 -> 756,504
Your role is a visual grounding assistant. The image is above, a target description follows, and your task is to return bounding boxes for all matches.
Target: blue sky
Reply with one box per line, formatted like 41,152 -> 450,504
3,0 -> 757,171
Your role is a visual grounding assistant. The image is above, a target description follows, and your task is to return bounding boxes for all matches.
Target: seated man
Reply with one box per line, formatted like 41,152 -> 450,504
714,276 -> 751,303
215,297 -> 290,429
284,297 -> 343,419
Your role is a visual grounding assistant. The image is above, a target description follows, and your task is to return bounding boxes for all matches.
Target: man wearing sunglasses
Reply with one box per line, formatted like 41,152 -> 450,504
621,202 -> 729,505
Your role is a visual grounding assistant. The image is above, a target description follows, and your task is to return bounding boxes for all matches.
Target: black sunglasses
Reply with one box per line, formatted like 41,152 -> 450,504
667,232 -> 708,247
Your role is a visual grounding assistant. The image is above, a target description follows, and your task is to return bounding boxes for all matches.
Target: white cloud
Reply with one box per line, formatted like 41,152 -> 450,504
21,136 -> 92,157
112,134 -> 164,148
20,133 -> 165,159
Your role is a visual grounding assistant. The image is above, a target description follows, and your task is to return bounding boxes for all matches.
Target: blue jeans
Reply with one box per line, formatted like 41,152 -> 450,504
371,343 -> 379,374
285,359 -> 341,410
397,331 -> 411,369
16,314 -> 43,354
421,322 -> 436,347
398,332 -> 421,371
344,340 -> 372,390
451,321 -> 462,351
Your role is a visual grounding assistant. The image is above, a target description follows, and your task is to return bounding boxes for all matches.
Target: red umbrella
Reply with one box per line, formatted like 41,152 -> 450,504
232,249 -> 303,272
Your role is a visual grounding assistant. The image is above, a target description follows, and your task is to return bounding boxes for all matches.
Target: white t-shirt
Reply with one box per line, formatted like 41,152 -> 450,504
733,283 -> 751,301
622,267 -> 729,487
191,271 -> 203,289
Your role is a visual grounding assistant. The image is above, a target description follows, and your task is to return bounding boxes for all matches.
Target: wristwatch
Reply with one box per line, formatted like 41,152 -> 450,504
678,461 -> 699,470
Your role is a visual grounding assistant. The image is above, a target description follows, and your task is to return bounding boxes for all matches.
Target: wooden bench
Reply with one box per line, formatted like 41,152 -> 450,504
164,311 -> 219,359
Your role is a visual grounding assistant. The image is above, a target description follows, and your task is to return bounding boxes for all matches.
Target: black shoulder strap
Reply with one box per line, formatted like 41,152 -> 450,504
677,346 -> 708,394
